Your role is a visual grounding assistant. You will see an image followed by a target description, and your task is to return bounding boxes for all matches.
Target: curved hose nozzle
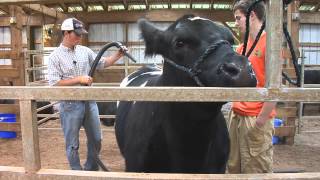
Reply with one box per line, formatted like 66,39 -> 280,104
115,42 -> 137,63
89,42 -> 137,77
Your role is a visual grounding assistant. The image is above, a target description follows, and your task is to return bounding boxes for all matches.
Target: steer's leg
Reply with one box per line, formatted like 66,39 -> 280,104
207,113 -> 230,173
124,147 -> 148,172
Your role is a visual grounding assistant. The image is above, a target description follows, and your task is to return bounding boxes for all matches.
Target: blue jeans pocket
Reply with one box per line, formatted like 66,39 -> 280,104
61,101 -> 77,112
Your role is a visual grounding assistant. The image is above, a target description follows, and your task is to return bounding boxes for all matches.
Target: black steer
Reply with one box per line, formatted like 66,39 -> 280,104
115,15 -> 257,174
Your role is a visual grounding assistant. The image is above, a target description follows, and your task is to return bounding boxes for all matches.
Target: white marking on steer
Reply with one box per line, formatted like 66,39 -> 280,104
117,70 -> 162,107
120,76 -> 130,87
120,71 -> 162,87
139,80 -> 148,87
189,16 -> 207,21
188,16 -> 212,22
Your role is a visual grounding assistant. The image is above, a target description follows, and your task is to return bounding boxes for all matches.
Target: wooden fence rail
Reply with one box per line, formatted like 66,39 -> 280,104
1,166 -> 320,180
1,0 -> 319,179
0,86 -> 320,179
1,86 -> 320,102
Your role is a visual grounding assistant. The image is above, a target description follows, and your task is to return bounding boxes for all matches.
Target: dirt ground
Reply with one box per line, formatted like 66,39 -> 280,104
1,118 -> 320,173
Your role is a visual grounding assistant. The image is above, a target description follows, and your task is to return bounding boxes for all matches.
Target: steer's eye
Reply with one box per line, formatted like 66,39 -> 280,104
175,41 -> 185,48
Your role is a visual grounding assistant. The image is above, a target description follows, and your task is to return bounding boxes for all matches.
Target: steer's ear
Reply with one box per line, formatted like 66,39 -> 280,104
138,19 -> 167,57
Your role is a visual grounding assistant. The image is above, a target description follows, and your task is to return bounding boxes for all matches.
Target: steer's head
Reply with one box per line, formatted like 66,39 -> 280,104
139,14 -> 256,87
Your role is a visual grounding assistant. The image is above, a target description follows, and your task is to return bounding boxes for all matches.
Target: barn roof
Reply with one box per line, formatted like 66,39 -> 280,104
0,0 -> 319,15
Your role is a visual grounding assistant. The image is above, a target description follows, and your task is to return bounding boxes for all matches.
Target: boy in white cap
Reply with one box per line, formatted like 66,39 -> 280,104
48,18 -> 126,171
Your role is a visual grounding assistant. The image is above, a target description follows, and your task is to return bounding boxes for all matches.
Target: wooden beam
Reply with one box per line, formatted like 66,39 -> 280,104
0,104 -> 20,114
0,44 -> 11,48
0,0 -> 77,4
1,167 -> 320,180
144,0 -> 149,9
0,68 -> 20,78
275,126 -> 295,137
300,12 -> 320,24
73,9 -> 234,23
9,5 -> 25,86
276,107 -> 297,117
59,3 -> 68,12
0,0 -> 234,5
26,15 -> 57,25
122,0 -> 128,10
22,4 -> 68,20
20,100 -> 41,173
100,1 -> 108,11
301,0 -> 320,3
266,0 -> 283,88
0,51 -> 11,59
0,87 -> 320,102
311,2 -> 320,12
0,17 -> 10,26
0,122 -> 20,131
80,0 -> 87,12
0,15 -> 56,26
300,42 -> 320,47
0,5 -> 9,14
288,0 -> 300,50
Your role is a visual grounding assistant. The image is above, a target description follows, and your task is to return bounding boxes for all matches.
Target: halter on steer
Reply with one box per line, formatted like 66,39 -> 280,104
164,39 -> 231,87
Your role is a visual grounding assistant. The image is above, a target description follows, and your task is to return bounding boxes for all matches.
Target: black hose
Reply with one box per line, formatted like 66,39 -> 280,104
86,41 -> 136,171
282,71 -> 298,86
283,0 -> 293,5
241,0 -> 300,86
84,102 -> 109,172
89,42 -> 136,77
246,21 -> 265,57
283,22 -> 301,86
242,0 -> 265,56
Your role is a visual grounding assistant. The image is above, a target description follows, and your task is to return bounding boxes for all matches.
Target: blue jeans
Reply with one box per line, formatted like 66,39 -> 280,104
59,100 -> 102,171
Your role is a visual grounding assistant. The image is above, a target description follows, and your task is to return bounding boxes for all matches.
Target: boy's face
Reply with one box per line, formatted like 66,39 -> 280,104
234,9 -> 247,34
65,31 -> 82,46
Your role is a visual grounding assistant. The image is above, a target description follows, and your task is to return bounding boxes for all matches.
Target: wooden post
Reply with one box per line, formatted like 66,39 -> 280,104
265,0 -> 283,88
284,0 -> 300,144
81,21 -> 89,46
51,24 -> 62,47
9,5 -> 25,86
20,100 -> 41,173
266,0 -> 297,144
287,0 -> 300,60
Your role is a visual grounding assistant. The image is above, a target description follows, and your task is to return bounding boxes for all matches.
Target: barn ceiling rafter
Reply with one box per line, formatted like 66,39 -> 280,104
22,4 -> 67,19
311,2 -> 320,12
0,0 -> 319,14
0,5 -> 9,15
0,0 -> 318,28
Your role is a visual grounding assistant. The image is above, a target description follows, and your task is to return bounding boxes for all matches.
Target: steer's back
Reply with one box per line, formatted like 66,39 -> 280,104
115,65 -> 162,154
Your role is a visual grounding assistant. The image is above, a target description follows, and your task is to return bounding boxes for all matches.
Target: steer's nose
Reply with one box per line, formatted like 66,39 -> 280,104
218,62 -> 240,78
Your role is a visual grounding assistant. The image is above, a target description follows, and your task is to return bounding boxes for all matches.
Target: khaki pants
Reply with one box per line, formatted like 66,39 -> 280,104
227,110 -> 274,173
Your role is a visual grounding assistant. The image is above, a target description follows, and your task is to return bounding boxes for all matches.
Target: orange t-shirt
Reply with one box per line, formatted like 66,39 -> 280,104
232,32 -> 276,117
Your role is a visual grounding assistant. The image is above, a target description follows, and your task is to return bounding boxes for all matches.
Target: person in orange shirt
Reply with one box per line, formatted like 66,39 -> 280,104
227,0 -> 276,173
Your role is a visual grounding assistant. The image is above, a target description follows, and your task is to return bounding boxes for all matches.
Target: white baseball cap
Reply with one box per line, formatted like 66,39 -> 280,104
61,18 -> 88,35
